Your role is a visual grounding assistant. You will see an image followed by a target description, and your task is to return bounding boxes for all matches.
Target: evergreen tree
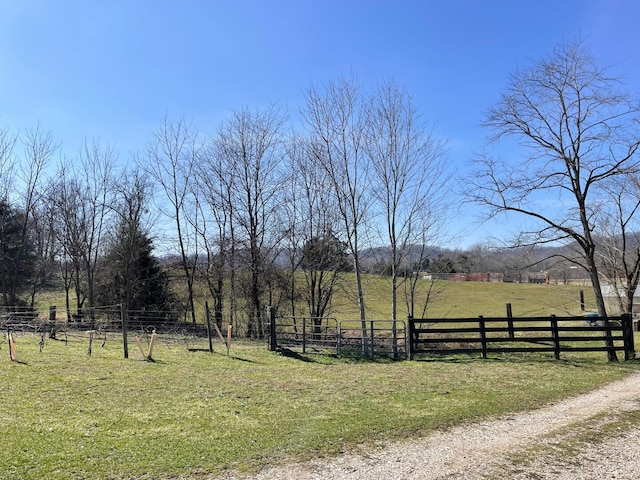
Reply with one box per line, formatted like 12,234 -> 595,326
300,235 -> 351,273
95,175 -> 175,312
96,229 -> 174,311
0,200 -> 36,305
299,235 -> 351,318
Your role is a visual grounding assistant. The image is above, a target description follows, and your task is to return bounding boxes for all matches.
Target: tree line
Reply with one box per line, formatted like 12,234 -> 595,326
0,77 -> 451,337
2,40 -> 640,351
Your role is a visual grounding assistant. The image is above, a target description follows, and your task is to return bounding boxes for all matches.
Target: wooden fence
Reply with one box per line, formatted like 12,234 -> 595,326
267,305 -> 635,361
407,314 -> 635,361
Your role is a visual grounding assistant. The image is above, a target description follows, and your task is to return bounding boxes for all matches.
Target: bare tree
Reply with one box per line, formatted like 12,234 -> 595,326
96,168 -> 174,313
28,179 -> 59,307
78,140 -> 117,311
141,116 -> 200,324
103,171 -> 149,312
303,76 -> 371,328
468,40 -> 640,361
280,138 -> 302,318
193,137 -> 235,329
0,124 -> 17,202
285,135 -> 347,319
0,126 -> 18,305
54,173 -> 88,315
214,106 -> 287,337
53,140 -> 116,317
7,126 -> 57,305
596,175 -> 640,314
364,80 -> 449,323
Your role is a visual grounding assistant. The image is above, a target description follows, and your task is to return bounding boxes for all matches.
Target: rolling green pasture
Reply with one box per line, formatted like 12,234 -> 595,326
1,327 -> 639,479
3,278 -> 631,479
328,277 -> 595,320
33,275 -> 596,322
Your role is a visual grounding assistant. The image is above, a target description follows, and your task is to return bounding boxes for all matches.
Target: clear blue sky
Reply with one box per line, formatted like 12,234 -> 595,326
1,0 -> 639,247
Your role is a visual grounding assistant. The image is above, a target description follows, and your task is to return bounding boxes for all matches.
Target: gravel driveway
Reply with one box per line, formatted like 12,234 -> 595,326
213,371 -> 640,480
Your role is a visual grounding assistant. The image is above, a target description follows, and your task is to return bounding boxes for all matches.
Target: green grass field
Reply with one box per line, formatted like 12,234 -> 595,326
1,279 -> 632,480
2,332 -> 639,479
33,275 -> 596,322
324,276 -> 595,320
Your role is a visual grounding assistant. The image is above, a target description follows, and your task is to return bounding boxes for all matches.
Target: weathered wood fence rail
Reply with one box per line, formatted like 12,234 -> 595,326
267,306 -> 635,361
407,314 -> 635,361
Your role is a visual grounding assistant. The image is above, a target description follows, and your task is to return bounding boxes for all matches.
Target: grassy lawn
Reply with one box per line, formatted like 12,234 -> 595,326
2,279 -> 630,479
1,330 -> 639,480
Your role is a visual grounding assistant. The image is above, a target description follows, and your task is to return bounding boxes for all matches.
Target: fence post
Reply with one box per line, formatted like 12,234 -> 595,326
370,320 -> 375,359
506,303 -> 514,339
603,317 -> 617,362
550,315 -> 560,360
479,316 -> 487,359
49,306 -> 57,339
121,303 -> 129,359
267,306 -> 277,351
392,318 -> 398,358
622,313 -> 635,361
407,316 -> 414,360
580,290 -> 585,311
205,301 -> 214,354
88,330 -> 93,356
302,317 -> 307,354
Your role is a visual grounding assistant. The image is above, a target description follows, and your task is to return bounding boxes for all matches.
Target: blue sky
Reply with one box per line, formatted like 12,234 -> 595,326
1,0 -> 639,247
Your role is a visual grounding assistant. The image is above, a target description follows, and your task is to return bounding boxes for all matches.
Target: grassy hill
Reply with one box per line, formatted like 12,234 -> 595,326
31,274 -> 596,322
319,275 -> 595,320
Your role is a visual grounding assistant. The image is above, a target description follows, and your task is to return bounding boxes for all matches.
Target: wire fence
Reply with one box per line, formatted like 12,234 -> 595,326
1,305 -> 219,359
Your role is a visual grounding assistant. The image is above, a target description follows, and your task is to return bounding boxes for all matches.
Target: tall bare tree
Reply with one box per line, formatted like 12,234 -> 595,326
28,179 -> 59,307
364,80 -> 449,323
303,76 -> 371,326
285,135 -> 347,319
78,140 -> 117,311
7,126 -> 57,305
54,173 -> 88,314
596,175 -> 640,314
193,138 -> 235,329
0,125 -> 17,202
142,116 -> 200,324
214,106 -> 287,337
468,40 -> 640,361
53,140 -> 116,316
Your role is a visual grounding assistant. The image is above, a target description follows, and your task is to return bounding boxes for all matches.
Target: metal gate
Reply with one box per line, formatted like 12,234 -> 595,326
267,308 -> 407,358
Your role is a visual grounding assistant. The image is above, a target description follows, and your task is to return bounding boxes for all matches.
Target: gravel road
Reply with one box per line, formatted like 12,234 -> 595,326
212,371 -> 640,480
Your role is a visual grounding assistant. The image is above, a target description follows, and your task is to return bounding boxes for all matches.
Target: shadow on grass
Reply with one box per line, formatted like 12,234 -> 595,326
277,347 -> 407,364
278,348 -> 323,363
271,346 -> 634,367
7,359 -> 28,365
187,348 -> 258,363
229,355 -> 258,363
412,353 -> 624,368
